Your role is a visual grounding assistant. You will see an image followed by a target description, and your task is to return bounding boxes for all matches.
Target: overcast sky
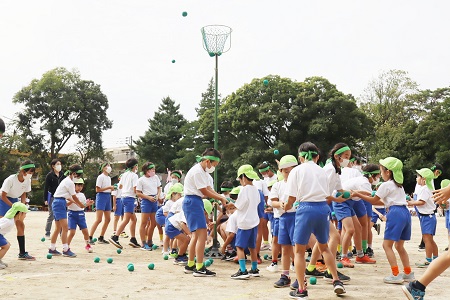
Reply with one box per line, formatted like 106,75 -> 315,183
1,0 -> 449,152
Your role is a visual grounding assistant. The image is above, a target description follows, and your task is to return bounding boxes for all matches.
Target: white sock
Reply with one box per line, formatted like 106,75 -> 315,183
50,243 -> 56,251
63,244 -> 69,251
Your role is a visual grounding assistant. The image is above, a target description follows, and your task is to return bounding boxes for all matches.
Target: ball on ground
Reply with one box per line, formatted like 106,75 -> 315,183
148,263 -> 155,270
182,11 -> 188,17
94,257 -> 100,263
107,258 -> 113,264
152,244 -> 158,250
337,262 -> 344,268
263,79 -> 269,86
41,237 -> 45,242
92,238 -> 98,242
263,254 -> 269,260
208,258 -> 214,265
127,264 -> 134,272
273,149 -> 279,155
309,276 -> 317,285
163,255 -> 169,260
171,59 -> 176,63
47,253 -> 52,259
117,249 -> 122,254
204,260 -> 211,267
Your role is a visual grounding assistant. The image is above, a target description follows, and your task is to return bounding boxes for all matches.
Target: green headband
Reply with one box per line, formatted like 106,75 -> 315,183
147,164 -> 155,170
221,187 -> 233,192
299,151 -> 318,161
363,170 -> 380,175
196,155 -> 221,163
335,146 -> 351,156
99,162 -> 108,171
350,158 -> 356,162
64,169 -> 84,176
172,172 -> 181,178
258,166 -> 270,172
20,163 -> 36,170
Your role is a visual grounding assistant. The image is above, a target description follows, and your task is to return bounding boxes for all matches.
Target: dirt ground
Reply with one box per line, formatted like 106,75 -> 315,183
0,212 -> 448,300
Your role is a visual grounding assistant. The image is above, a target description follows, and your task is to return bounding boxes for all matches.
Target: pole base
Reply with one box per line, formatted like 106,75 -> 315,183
205,239 -> 222,259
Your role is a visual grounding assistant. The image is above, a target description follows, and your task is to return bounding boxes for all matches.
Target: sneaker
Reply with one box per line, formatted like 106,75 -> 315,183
355,255 -> 376,264
120,232 -> 129,238
226,251 -> 237,261
274,274 -> 291,288
402,272 -> 416,283
159,240 -> 164,247
18,252 -> 36,261
384,273 -> 404,284
340,257 -> 354,268
193,266 -> 216,277
260,243 -> 271,251
402,282 -> 425,300
266,262 -> 278,272
445,247 -> 448,251
305,268 -> 326,278
184,265 -> 196,274
63,248 -> 77,257
0,263 -> 6,269
141,243 -> 152,251
366,247 -> 374,258
290,279 -> 299,290
128,238 -> 141,248
0,259 -> 8,267
48,248 -> 62,256
174,255 -> 188,266
415,261 -> 430,268
418,245 -> 425,252
85,244 -> 93,253
221,253 -> 231,261
249,268 -> 260,277
333,280 -> 346,295
108,236 -> 123,249
231,269 -> 250,280
289,289 -> 308,299
346,251 -> 354,259
162,251 -> 170,257
324,271 -> 351,283
97,237 -> 109,244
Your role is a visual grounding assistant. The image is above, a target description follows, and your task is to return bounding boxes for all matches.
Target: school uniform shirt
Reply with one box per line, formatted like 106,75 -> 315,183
137,175 -> 161,195
168,211 -> 187,231
415,185 -> 435,215
162,200 -> 174,214
342,176 -> 372,200
170,197 -> 184,214
375,180 -> 407,208
68,192 -> 87,211
264,174 -> 278,185
53,177 -> 76,199
340,167 -> 363,184
234,185 -> 260,230
286,161 -> 330,202
323,163 -> 343,195
225,212 -> 238,234
0,217 -> 15,235
253,179 -> 269,197
0,174 -> 31,198
119,171 -> 138,198
96,173 -> 112,193
183,163 -> 213,197
269,181 -> 295,215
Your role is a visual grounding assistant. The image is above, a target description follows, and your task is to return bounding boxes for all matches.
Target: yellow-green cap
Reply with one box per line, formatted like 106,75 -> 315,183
203,199 -> 213,214
236,164 -> 260,180
278,155 -> 298,169
230,187 -> 241,195
4,202 -> 29,219
416,168 -> 434,190
277,170 -> 284,181
166,183 -> 184,199
441,179 -> 450,189
74,178 -> 84,184
379,157 -> 403,184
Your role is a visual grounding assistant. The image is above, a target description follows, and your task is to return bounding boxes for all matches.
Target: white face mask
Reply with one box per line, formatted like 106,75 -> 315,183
205,165 -> 215,174
171,179 -> 178,184
54,165 -> 62,172
105,166 -> 112,173
340,158 -> 350,168
371,177 -> 380,186
24,173 -> 32,180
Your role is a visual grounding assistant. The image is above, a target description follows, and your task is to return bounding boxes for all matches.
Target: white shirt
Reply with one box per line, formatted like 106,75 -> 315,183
415,185 -> 435,215
170,197 -> 184,214
96,173 -> 112,194
136,175 -> 161,195
375,180 -> 407,208
269,180 -> 295,216
264,174 -> 278,185
342,176 -> 372,200
323,163 -> 342,194
112,188 -> 122,199
183,163 -> 212,197
119,171 -> 138,198
68,192 -> 87,211
0,217 -> 15,235
225,212 -> 238,234
234,185 -> 260,230
253,179 -> 269,197
53,177 -> 76,199
286,161 -> 329,202
162,199 -> 174,213
340,167 -> 363,184
0,174 -> 31,198
168,211 -> 187,231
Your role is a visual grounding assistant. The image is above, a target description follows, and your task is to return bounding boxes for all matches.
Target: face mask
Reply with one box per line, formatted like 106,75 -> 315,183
372,177 -> 380,186
205,165 -> 215,174
105,166 -> 112,173
133,169 -> 138,173
340,158 -> 350,168
71,176 -> 78,182
171,179 -> 178,184
24,173 -> 32,180
54,165 -> 62,172
262,174 -> 268,178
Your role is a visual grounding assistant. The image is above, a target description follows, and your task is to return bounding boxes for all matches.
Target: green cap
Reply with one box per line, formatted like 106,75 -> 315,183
379,157 -> 404,184
278,155 -> 298,169
236,165 -> 260,180
166,183 -> 184,199
230,187 -> 241,195
277,170 -> 284,181
416,168 -> 435,190
203,199 -> 213,214
441,179 -> 450,189
74,178 -> 84,184
4,202 -> 29,219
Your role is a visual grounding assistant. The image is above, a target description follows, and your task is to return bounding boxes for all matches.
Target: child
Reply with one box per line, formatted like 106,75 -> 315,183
43,158 -> 65,238
112,179 -> 128,238
89,162 -> 114,244
0,202 -> 29,268
0,160 -> 36,260
409,168 -> 438,267
159,183 -> 183,256
220,203 -> 238,261
440,179 -> 450,251
67,178 -> 95,252
49,164 -> 86,257
231,165 -> 261,279
183,148 -> 228,277
285,142 -> 346,298
163,170 -> 182,199
166,208 -> 193,265
354,157 -> 414,284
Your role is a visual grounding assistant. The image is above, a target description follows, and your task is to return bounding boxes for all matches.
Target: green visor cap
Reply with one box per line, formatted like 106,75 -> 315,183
166,183 -> 184,199
4,202 -> 29,219
441,179 -> 450,189
379,157 -> 403,184
416,168 -> 434,190
230,187 -> 241,195
236,164 -> 260,180
203,199 -> 213,214
279,155 -> 298,169
74,178 -> 84,184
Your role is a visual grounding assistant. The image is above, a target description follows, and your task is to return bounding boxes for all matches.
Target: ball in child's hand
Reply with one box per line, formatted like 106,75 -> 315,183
47,253 -> 52,259
117,249 -> 122,254
309,276 -> 317,285
273,149 -> 279,155
163,255 -> 169,260
337,262 -> 344,268
148,263 -> 155,270
94,257 -> 100,263
343,191 -> 350,199
371,191 -> 376,197
107,258 -> 113,264
41,237 -> 46,242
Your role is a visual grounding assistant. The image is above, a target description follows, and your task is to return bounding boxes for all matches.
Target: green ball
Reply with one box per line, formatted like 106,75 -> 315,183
117,249 -> 122,254
92,238 -> 98,242
205,247 -> 210,253
94,257 -> 100,263
107,258 -> 113,264
263,254 -> 269,260
335,192 -> 342,198
171,59 -> 176,63
208,52 -> 215,57
263,79 -> 269,86
337,262 -> 344,268
406,195 -> 411,201
41,237 -> 46,242
148,263 -> 155,270
194,257 -> 197,263
273,149 -> 279,155
47,253 -> 52,259
208,258 -> 214,265
163,255 -> 169,260
152,244 -> 158,250
309,276 -> 317,285
204,260 -> 211,267
371,191 -> 376,197
343,191 -> 351,199
127,264 -> 134,272
331,211 -> 336,216
182,11 -> 188,17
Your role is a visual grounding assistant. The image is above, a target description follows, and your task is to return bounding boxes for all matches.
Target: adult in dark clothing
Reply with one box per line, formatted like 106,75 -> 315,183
43,159 -> 65,237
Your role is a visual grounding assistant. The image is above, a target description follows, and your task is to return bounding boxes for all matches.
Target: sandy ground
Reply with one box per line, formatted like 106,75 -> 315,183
0,212 -> 449,300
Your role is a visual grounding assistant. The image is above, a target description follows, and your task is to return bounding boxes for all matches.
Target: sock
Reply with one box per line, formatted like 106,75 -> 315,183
142,241 -> 147,245
412,280 -> 426,291
159,234 -> 163,241
432,255 -> 438,260
85,240 -> 89,245
391,266 -> 399,276
404,266 -> 412,275
368,244 -> 372,248
327,269 -> 331,275
17,236 -> 25,254
99,236 -> 104,240
188,260 -> 195,267
239,259 -> 246,272
50,243 -> 56,251
362,240 -> 368,252
89,236 -> 92,240
283,270 -> 290,277
306,264 -> 316,272
263,240 -> 269,245
356,250 -> 364,258
272,260 -> 278,264
251,261 -> 258,271
63,244 -> 69,251
337,244 -> 342,254
148,240 -> 153,246
426,257 -> 432,263
348,245 -> 353,252
196,262 -> 204,270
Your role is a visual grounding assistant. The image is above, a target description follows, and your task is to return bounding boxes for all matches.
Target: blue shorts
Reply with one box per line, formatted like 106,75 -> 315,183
267,212 -> 274,223
419,214 -> 437,235
156,207 -> 166,226
235,226 -> 258,249
371,208 -> 386,223
262,212 -> 270,220
272,218 -> 280,237
353,200 -> 367,218
183,195 -> 206,232
95,192 -> 111,211
446,210 -> 450,230
329,203 -> 337,221
0,197 -> 18,216
278,212 -> 295,246
0,234 -> 8,247
52,197 -> 68,221
337,220 -> 342,231
141,198 -> 158,213
122,197 -> 136,214
384,205 -> 411,241
165,222 -> 183,239
68,210 -> 88,230
294,202 -> 330,245
257,191 -> 265,218
332,201 -> 355,221
363,200 -> 372,218
114,198 -> 124,216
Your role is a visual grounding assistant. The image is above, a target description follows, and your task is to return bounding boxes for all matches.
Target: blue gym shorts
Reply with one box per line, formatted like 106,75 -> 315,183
257,191 -> 265,218
68,210 -> 88,230
294,201 -> 330,245
384,205 -> 411,241
235,226 -> 258,249
419,213 -> 437,235
122,197 -> 136,214
165,222 -> 183,239
182,195 -> 206,232
141,198 -> 158,213
371,208 -> 386,223
446,210 -> 450,230
353,200 -> 368,218
363,200 -> 372,218
114,198 -> 124,216
0,197 -> 18,216
332,201 -> 355,221
52,197 -> 68,221
272,217 -> 280,237
278,212 -> 295,246
155,207 -> 166,226
95,192 -> 112,211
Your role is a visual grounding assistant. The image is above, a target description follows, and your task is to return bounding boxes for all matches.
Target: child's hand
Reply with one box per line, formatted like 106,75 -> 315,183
86,199 -> 94,206
381,215 -> 387,222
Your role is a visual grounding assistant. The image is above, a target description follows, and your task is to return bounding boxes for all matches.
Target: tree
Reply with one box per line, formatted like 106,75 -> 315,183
134,96 -> 187,172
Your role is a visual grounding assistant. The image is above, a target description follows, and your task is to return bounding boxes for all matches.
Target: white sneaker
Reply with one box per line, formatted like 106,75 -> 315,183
266,262 -> 278,272
402,272 -> 415,282
0,259 -> 8,267
383,273 -> 404,284
260,244 -> 271,251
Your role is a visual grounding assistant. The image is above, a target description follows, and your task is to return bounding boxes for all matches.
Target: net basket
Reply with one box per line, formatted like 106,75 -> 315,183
201,25 -> 232,56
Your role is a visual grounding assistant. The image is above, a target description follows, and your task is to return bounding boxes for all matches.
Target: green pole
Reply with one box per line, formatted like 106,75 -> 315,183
214,53 -> 219,191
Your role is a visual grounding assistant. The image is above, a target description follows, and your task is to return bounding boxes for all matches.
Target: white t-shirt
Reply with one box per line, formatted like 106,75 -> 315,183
96,173 -> 112,193
170,197 -> 184,214
253,179 -> 269,197
286,161 -> 329,203
136,175 -> 161,196
375,180 -> 406,208
68,192 -> 87,211
225,212 -> 238,234
415,185 -> 435,215
340,167 -> 363,184
269,180 -> 295,215
323,163 -> 343,195
53,177 -> 76,199
112,188 -> 123,199
342,176 -> 372,200
264,174 -> 278,185
119,171 -> 138,198
0,217 -> 15,235
162,199 -> 174,213
168,211 -> 187,231
234,185 -> 260,230
0,174 -> 31,198
183,163 -> 212,197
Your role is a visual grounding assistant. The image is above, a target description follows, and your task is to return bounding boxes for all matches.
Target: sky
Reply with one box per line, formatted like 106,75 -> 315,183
1,0 -> 449,152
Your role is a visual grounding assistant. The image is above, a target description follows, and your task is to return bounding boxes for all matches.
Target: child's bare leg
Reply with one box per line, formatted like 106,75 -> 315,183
418,250 -> 450,286
383,240 -> 398,267
67,229 -> 76,246
0,243 -> 11,259
81,228 -> 90,242
177,234 -> 190,255
294,244 -> 307,290
99,211 -> 111,237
